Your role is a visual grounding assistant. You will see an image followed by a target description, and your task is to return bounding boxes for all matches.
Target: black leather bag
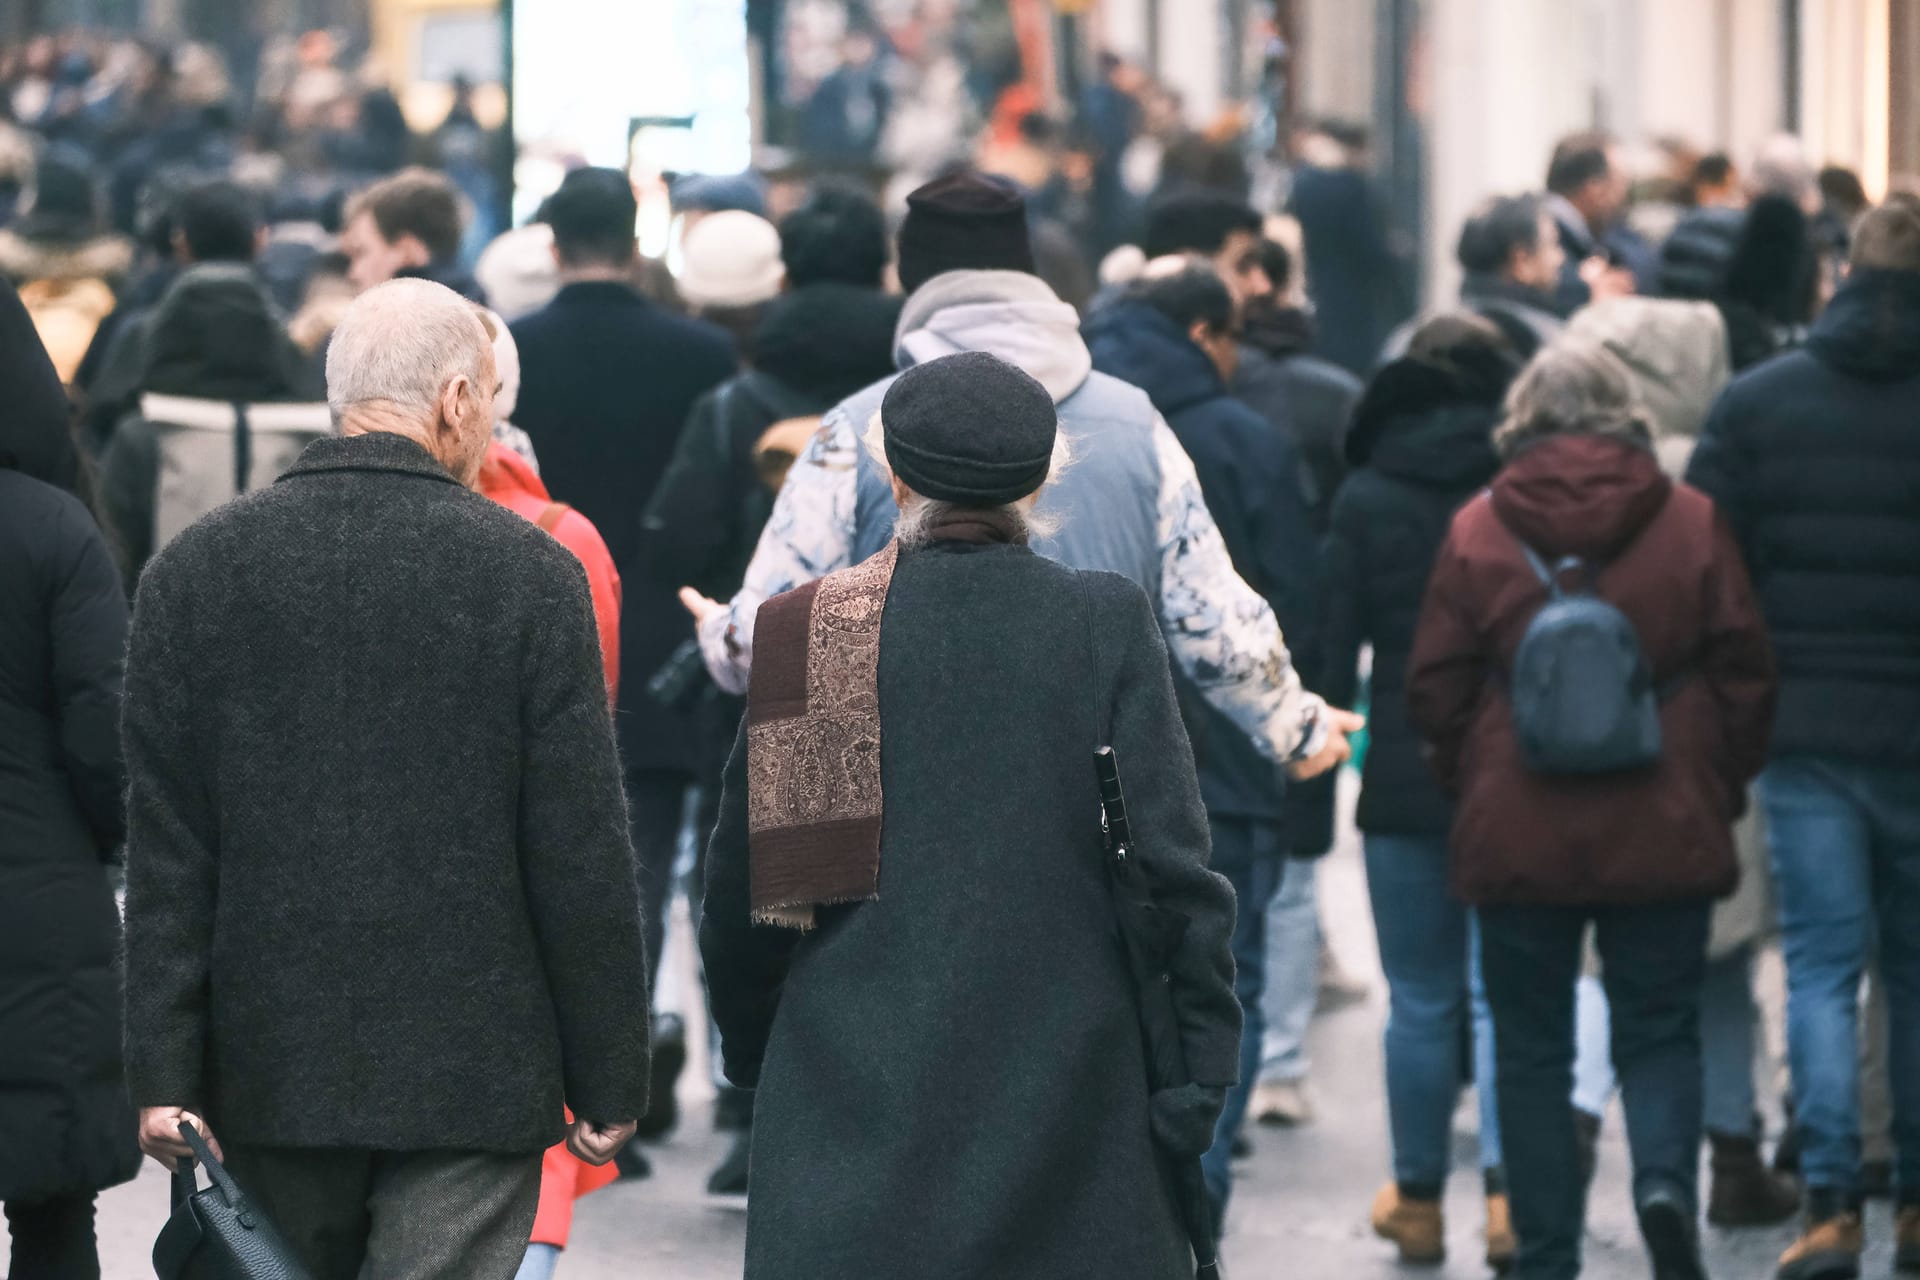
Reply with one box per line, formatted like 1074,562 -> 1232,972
153,1122 -> 314,1280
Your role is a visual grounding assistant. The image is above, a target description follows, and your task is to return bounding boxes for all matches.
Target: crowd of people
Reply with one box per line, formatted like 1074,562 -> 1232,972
1,20 -> 1918,1280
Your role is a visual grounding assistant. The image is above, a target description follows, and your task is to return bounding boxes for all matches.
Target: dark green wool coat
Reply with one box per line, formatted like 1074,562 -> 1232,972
122,432 -> 651,1153
702,538 -> 1238,1279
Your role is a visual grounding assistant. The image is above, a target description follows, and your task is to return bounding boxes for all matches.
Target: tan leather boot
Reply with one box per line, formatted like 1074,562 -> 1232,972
1896,1202 -> 1920,1274
1775,1211 -> 1863,1280
1371,1183 -> 1445,1265
1485,1192 -> 1517,1272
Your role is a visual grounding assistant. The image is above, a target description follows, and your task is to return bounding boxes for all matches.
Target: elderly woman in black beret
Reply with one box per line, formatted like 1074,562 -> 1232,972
700,351 -> 1238,1278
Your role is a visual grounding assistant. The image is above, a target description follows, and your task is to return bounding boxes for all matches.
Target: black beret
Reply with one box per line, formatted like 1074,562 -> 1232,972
896,171 -> 1037,295
882,351 -> 1058,507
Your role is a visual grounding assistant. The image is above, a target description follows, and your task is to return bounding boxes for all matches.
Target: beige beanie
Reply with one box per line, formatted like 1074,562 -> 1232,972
677,210 -> 784,309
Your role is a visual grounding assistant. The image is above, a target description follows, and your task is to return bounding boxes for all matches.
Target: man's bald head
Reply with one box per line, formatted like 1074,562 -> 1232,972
327,278 -> 497,485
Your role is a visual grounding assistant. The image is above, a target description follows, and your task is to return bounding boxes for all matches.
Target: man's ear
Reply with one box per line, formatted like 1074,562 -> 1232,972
1188,319 -> 1213,350
397,232 -> 433,269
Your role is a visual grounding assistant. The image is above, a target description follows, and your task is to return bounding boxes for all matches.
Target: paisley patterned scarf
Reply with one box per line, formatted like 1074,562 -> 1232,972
745,510 -> 1023,928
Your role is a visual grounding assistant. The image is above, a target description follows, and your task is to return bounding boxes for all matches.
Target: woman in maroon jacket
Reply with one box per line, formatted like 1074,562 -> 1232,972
1407,341 -> 1775,1280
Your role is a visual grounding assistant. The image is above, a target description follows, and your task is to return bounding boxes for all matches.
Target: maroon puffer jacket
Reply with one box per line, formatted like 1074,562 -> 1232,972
1407,433 -> 1776,906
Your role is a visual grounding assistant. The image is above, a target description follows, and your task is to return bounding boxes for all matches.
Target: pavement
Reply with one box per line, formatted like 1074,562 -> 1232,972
96,777 -> 1906,1278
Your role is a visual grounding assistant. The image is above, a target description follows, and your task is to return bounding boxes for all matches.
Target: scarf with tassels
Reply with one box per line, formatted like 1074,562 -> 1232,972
746,510 -> 1025,928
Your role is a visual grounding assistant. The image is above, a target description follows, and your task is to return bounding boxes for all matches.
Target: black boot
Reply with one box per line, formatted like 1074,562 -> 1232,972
707,1125 -> 752,1196
1574,1107 -> 1603,1190
1638,1185 -> 1707,1280
1708,1130 -> 1802,1227
634,1012 -> 687,1140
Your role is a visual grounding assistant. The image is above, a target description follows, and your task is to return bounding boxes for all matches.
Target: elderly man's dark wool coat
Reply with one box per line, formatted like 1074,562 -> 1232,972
122,432 -> 651,1153
701,540 -> 1239,1279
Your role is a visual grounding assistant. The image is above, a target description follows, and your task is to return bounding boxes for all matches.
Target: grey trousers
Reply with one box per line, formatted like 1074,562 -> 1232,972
221,1146 -> 542,1280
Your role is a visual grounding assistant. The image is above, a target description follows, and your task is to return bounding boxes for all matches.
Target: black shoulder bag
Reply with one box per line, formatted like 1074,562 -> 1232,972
153,1122 -> 314,1280
1082,579 -> 1224,1280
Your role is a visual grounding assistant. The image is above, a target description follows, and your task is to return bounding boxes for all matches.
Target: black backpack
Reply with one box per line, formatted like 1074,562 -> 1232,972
1501,519 -> 1664,775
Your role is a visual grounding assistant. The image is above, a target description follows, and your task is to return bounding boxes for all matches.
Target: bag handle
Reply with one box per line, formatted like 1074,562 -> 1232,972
176,1121 -> 249,1213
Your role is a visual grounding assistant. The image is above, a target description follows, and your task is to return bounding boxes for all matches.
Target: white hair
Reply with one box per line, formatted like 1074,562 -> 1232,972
325,278 -> 493,423
862,409 -> 1074,547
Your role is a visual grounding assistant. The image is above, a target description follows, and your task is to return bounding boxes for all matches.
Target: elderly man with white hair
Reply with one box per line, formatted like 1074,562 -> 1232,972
121,278 -> 651,1280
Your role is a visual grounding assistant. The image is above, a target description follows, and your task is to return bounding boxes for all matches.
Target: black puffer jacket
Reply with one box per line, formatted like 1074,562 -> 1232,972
1687,268 -> 1920,766
1230,304 -> 1363,536
0,280 -> 141,1203
1323,345 -> 1509,835
97,264 -> 324,585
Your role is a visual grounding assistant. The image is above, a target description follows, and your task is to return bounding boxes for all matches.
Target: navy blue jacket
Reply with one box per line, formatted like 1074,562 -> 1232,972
1087,299 -> 1322,822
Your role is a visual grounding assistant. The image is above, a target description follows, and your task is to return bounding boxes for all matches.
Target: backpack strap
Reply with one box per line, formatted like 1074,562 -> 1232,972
535,502 -> 570,534
231,401 -> 251,495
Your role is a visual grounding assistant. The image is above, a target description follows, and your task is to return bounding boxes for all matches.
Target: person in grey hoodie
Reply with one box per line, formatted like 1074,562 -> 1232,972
686,171 -> 1359,790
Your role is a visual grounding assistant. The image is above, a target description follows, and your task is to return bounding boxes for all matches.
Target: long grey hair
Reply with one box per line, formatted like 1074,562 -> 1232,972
1493,339 -> 1657,461
862,410 -> 1075,549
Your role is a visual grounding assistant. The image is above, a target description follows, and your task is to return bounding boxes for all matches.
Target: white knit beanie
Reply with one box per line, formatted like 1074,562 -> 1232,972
677,210 -> 785,309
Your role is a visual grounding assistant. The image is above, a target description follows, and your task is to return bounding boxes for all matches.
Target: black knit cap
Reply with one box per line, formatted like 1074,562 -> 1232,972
896,171 -> 1037,294
882,351 -> 1057,506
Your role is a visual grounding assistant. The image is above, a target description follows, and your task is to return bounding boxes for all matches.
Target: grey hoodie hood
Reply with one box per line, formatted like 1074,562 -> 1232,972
894,269 -> 1093,404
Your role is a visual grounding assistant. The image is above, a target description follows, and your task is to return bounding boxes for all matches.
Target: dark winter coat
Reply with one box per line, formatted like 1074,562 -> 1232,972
1230,305 -> 1363,535
701,540 -> 1236,1279
1659,205 -> 1745,302
122,432 -> 651,1153
96,263 -> 326,585
1407,434 -> 1777,906
1086,298 -> 1322,823
1289,164 -> 1404,375
0,464 -> 140,1203
1686,268 -> 1920,766
640,283 -> 901,600
1325,349 -> 1506,837
512,281 -> 737,773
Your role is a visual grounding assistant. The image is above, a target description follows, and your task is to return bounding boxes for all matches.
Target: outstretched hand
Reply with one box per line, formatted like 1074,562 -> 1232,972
1286,707 -> 1366,782
679,587 -> 722,626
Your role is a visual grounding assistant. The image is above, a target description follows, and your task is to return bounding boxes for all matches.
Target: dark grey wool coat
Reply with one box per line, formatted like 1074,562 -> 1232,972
701,539 -> 1239,1279
122,432 -> 651,1153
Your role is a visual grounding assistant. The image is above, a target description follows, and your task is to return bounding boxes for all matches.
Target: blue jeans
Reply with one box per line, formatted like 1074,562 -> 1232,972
1761,754 -> 1920,1197
1480,900 -> 1710,1280
1257,856 -> 1319,1083
1363,834 -> 1502,1193
515,1243 -> 560,1280
1200,817 -> 1284,1226
1572,944 -> 1761,1136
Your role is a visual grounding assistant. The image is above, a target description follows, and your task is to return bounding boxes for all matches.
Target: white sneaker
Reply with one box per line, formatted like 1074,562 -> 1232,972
1250,1077 -> 1317,1127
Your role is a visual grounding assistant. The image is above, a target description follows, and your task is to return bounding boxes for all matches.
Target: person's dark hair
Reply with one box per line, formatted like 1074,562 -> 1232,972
1456,194 -> 1545,276
1400,311 -> 1523,403
546,167 -> 639,268
174,179 -> 260,263
1851,194 -> 1920,274
345,167 -> 464,262
1143,190 -> 1262,259
1723,193 -> 1819,322
1546,132 -> 1613,197
1154,136 -> 1251,202
778,186 -> 888,289
1257,238 -> 1292,292
1017,111 -> 1062,148
1316,118 -> 1371,153
1133,261 -> 1236,337
1817,166 -> 1870,221
1692,152 -> 1733,190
